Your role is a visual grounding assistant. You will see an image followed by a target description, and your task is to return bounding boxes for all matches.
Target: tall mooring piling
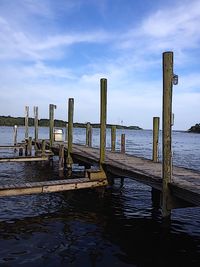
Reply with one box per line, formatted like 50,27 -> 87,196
100,78 -> 107,166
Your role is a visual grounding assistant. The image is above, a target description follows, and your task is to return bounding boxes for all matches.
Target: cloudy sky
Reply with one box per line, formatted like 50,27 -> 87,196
0,0 -> 200,130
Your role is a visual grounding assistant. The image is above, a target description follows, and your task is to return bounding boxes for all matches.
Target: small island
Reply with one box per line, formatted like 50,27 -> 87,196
0,115 -> 142,130
188,123 -> 200,133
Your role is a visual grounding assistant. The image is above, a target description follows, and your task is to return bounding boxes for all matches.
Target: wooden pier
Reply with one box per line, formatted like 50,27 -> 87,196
0,51 -> 200,221
48,142 -> 200,208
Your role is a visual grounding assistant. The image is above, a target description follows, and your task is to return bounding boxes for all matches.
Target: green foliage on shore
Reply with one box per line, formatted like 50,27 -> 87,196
188,123 -> 200,133
0,115 -> 142,130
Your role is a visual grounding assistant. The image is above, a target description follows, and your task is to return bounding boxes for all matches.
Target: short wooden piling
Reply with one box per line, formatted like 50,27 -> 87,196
86,122 -> 92,147
13,125 -> 18,146
100,78 -> 107,165
121,133 -> 125,153
49,104 -> 56,147
162,51 -> 173,219
41,140 -> 46,157
111,126 -> 116,152
152,117 -> 160,162
25,106 -> 29,140
34,106 -> 39,142
86,122 -> 90,146
88,124 -> 92,147
25,140 -> 28,156
27,137 -> 32,156
66,98 -> 74,168
59,144 -> 64,171
19,147 -> 23,156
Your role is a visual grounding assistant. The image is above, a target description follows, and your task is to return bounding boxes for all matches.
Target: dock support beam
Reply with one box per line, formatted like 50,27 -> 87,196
100,78 -> 107,167
49,104 -> 56,147
151,188 -> 161,208
111,126 -> 116,152
66,98 -> 74,168
162,51 -> 173,219
34,106 -> 39,143
25,106 -> 29,140
152,117 -> 160,162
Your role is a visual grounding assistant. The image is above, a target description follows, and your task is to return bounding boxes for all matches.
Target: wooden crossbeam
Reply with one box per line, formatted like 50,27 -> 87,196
0,156 -> 49,162
0,178 -> 108,197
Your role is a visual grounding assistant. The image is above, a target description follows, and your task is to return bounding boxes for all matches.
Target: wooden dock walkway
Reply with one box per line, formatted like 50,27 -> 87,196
68,144 -> 200,206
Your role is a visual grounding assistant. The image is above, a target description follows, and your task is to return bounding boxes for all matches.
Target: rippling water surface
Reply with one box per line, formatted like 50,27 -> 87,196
0,126 -> 199,267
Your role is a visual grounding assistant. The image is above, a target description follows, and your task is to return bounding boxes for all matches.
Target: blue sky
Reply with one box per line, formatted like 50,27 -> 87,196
0,0 -> 200,130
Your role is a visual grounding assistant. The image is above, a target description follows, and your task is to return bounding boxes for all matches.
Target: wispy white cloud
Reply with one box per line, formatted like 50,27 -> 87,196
119,0 -> 200,57
0,14 -> 111,61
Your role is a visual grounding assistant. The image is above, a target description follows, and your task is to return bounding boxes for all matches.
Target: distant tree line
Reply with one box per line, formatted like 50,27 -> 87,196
188,123 -> 200,133
0,115 -> 142,130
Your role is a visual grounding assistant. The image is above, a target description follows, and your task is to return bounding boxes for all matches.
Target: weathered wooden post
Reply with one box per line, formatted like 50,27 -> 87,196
100,78 -> 107,166
152,117 -> 160,162
49,104 -> 56,147
86,122 -> 90,146
13,125 -> 18,146
27,137 -> 32,156
25,106 -> 29,140
152,118 -> 161,209
121,133 -> 125,153
162,51 -> 175,219
111,125 -> 116,152
66,98 -> 74,168
25,141 -> 28,156
88,124 -> 92,147
59,144 -> 64,171
34,106 -> 39,142
86,122 -> 92,147
19,147 -> 23,156
41,139 -> 46,157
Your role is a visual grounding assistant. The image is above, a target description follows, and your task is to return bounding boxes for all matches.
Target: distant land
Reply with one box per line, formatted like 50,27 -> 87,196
188,123 -> 200,133
0,116 -> 142,130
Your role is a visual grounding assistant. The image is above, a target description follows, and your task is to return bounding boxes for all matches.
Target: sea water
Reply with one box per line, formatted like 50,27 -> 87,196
0,126 -> 199,267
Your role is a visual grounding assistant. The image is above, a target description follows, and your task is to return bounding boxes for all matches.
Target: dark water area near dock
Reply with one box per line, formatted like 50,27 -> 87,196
0,127 -> 199,266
